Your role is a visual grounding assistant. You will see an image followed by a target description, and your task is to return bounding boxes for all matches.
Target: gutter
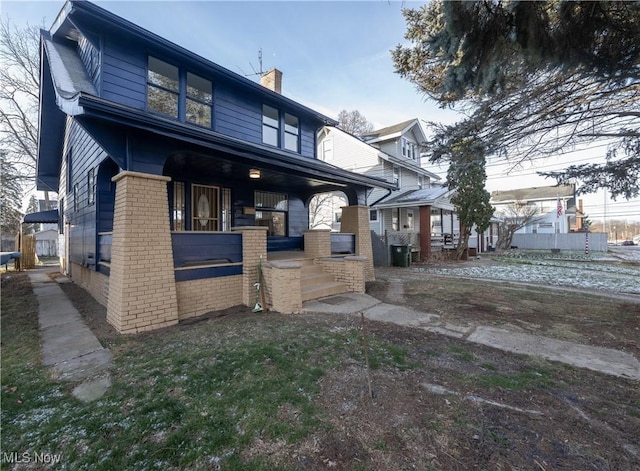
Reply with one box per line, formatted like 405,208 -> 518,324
76,94 -> 396,191
369,188 -> 394,207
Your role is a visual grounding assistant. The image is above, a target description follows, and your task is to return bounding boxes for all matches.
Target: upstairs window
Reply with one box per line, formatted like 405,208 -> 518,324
262,106 -> 301,153
147,57 -> 179,117
393,166 -> 400,186
284,113 -> 299,152
262,105 -> 279,147
402,138 -> 416,159
418,176 -> 424,189
186,72 -> 212,127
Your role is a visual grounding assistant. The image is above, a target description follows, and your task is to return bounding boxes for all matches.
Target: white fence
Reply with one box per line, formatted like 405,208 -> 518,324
511,232 -> 607,252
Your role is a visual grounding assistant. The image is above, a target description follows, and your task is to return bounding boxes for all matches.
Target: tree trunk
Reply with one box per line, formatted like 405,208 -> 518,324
456,229 -> 470,260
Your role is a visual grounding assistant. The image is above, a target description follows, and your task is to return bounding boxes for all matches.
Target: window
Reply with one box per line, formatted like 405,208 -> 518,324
147,56 -> 179,117
418,176 -> 424,189
369,210 -> 378,222
402,138 -> 416,159
192,184 -> 220,231
393,166 -> 400,186
334,212 -> 342,223
186,72 -> 212,127
87,168 -> 95,205
322,138 -> 333,161
172,182 -> 185,231
255,191 -> 288,236
262,105 -> 279,146
284,113 -> 299,152
221,188 -> 232,231
407,210 -> 414,230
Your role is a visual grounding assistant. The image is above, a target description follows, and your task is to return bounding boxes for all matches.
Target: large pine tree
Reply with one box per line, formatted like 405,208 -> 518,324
392,1 -> 640,199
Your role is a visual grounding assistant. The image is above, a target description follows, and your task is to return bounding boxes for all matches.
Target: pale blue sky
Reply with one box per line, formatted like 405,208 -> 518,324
3,0 -> 638,221
3,0 -> 459,128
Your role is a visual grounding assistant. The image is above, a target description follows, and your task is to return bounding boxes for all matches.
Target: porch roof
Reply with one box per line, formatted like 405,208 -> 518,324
373,187 -> 455,211
76,94 -> 397,195
23,209 -> 60,224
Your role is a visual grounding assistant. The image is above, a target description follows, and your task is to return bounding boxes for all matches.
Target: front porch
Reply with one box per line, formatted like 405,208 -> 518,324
88,171 -> 374,333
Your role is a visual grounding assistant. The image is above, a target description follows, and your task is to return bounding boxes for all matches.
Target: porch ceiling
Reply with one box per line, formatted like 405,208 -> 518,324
165,150 -> 350,195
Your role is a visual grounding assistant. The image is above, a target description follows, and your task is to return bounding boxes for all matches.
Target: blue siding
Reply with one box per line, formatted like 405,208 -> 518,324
101,36 -> 146,109
65,118 -> 109,268
77,34 -> 101,90
171,232 -> 242,267
175,265 -> 243,282
267,236 -> 303,252
214,84 -> 262,142
300,122 -> 316,158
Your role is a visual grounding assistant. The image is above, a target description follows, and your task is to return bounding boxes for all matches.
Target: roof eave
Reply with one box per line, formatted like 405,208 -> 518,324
68,0 -> 337,126
77,94 -> 395,191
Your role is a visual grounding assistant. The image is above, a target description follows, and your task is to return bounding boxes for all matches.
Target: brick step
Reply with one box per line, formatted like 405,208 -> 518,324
301,271 -> 336,288
301,281 -> 349,302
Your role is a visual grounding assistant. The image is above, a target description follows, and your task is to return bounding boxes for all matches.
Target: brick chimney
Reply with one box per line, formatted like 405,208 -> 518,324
260,68 -> 282,94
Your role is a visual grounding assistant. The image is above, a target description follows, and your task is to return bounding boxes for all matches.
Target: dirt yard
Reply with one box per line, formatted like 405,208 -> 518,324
49,263 -> 640,471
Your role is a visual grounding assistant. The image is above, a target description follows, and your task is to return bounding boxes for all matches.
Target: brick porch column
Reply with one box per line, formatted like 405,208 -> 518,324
232,226 -> 268,306
304,229 -> 331,259
340,205 -> 374,282
107,171 -> 178,333
419,205 -> 432,262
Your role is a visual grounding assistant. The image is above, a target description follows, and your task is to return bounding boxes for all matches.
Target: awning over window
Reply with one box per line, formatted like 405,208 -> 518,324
23,209 -> 59,224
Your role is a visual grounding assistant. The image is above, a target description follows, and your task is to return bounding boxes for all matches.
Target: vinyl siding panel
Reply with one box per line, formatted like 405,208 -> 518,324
214,84 -> 262,142
321,129 -> 381,173
101,36 -> 147,109
64,118 -> 109,267
299,125 -> 315,159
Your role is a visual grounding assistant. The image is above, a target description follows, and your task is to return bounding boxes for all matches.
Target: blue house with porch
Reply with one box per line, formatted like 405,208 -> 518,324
35,0 -> 394,333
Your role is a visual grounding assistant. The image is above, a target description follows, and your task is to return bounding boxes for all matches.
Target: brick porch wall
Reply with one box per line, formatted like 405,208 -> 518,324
316,256 -> 366,293
304,229 -> 331,258
107,171 -> 179,334
263,261 -> 302,314
340,205 -> 374,282
233,226 -> 268,307
69,262 -> 109,307
176,275 -> 243,320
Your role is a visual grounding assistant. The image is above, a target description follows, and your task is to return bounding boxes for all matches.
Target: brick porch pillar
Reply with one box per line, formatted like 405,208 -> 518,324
419,205 -> 432,262
107,171 -> 178,333
340,205 -> 374,282
232,226 -> 268,307
304,229 -> 331,259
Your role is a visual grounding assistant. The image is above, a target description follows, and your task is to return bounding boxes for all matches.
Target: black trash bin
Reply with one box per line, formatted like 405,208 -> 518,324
391,245 -> 411,267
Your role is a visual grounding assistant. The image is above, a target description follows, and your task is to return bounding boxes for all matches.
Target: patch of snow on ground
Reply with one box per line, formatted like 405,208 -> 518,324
418,254 -> 640,295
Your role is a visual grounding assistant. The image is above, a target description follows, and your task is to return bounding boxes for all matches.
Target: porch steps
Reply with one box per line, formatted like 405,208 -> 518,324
270,255 -> 348,302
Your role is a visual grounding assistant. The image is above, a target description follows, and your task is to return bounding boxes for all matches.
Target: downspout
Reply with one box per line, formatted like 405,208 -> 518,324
369,188 -> 393,207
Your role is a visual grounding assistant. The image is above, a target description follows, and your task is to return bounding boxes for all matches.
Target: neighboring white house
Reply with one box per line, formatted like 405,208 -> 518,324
316,119 -> 491,260
491,185 -> 577,234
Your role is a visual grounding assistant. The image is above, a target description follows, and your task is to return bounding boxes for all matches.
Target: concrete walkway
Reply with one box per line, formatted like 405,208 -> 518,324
26,267 -> 638,384
28,269 -> 112,402
303,293 -> 640,381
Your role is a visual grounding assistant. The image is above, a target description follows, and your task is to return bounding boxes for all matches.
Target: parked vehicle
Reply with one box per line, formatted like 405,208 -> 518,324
621,240 -> 635,246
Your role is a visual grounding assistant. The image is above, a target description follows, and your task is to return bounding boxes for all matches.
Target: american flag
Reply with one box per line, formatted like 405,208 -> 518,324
557,198 -> 563,218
